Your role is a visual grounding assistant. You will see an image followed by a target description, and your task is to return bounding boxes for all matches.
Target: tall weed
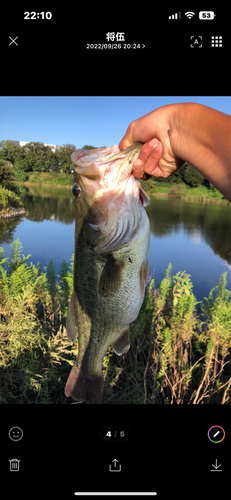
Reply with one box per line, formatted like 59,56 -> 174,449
0,240 -> 230,404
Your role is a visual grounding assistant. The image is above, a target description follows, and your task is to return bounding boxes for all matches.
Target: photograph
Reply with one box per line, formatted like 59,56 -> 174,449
1,96 -> 230,407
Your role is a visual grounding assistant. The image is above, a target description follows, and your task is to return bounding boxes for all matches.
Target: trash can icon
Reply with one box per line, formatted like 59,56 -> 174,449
9,458 -> 20,471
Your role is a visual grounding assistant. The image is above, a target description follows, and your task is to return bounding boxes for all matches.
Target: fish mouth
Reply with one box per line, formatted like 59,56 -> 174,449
71,150 -> 100,177
71,143 -> 143,179
104,142 -> 142,162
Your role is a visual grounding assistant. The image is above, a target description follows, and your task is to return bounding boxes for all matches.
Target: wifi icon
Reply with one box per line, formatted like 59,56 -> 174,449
185,11 -> 195,19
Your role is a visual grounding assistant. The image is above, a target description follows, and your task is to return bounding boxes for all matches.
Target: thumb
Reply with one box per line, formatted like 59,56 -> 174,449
119,123 -> 135,150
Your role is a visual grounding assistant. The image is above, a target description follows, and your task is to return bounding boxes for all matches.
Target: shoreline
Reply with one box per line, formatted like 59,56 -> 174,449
22,181 -> 71,189
1,183 -> 229,218
0,207 -> 26,219
151,192 -> 230,205
23,182 -> 229,205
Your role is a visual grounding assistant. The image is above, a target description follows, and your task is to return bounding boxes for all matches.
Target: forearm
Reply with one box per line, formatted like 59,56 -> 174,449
171,103 -> 231,201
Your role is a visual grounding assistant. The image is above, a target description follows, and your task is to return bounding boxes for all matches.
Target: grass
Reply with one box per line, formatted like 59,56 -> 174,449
151,182 -> 229,205
21,173 -> 230,204
103,265 -> 231,404
23,171 -> 73,187
0,240 -> 230,404
0,239 -> 75,404
0,185 -> 24,214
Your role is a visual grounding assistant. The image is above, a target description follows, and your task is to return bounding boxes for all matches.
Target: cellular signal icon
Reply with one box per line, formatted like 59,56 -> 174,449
169,12 -> 181,19
185,11 -> 195,19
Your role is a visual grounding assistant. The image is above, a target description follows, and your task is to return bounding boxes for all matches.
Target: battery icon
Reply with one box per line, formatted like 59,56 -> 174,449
199,11 -> 216,20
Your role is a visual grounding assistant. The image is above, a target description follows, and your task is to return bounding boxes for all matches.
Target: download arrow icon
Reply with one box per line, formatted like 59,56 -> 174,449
211,459 -> 222,471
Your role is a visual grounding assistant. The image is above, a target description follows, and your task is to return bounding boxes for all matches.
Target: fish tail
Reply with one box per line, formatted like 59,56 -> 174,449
65,365 -> 104,404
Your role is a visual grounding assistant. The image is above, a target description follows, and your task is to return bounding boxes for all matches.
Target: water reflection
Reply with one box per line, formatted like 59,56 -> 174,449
146,197 -> 231,265
0,216 -> 22,245
0,187 -> 230,302
189,229 -> 202,245
21,185 -> 75,224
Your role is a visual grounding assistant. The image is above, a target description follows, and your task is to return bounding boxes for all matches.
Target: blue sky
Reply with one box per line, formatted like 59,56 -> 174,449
1,96 -> 230,149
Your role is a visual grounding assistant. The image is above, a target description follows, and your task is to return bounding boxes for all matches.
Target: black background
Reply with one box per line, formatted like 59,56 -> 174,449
2,405 -> 229,497
1,4 -> 230,499
1,5 -> 229,95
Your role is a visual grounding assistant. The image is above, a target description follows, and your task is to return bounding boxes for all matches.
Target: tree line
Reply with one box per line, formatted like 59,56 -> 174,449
0,141 -> 77,181
0,140 -> 210,188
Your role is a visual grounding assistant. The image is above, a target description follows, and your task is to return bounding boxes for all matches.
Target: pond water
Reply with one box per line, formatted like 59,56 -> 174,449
0,185 -> 230,303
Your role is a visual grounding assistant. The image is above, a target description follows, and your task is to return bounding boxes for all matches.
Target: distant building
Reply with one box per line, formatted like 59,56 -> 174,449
6,140 -> 59,153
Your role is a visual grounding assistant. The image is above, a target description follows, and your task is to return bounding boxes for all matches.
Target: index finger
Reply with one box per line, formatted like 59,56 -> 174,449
137,138 -> 160,163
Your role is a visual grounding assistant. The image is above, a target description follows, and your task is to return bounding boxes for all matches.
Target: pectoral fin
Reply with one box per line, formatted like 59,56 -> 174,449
112,328 -> 130,355
99,256 -> 125,297
139,259 -> 149,297
66,294 -> 78,342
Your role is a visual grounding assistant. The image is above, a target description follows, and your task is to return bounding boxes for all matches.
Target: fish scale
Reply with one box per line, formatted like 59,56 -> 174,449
65,143 -> 150,403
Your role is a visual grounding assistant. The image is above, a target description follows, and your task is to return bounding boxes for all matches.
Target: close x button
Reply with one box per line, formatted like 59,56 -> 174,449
9,36 -> 19,46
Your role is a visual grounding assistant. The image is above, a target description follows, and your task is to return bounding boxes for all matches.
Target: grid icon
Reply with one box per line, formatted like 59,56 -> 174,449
211,36 -> 222,47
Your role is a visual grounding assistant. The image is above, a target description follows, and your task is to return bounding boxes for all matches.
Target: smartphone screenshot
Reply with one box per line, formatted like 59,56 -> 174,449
1,5 -> 230,498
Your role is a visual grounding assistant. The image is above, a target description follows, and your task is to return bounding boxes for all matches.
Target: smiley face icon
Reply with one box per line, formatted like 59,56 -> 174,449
9,427 -> 23,441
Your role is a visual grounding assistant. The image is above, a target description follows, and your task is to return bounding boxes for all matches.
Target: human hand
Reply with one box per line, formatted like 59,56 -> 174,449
119,105 -> 184,180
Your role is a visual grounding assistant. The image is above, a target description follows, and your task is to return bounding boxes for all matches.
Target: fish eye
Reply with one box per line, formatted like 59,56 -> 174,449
72,183 -> 81,197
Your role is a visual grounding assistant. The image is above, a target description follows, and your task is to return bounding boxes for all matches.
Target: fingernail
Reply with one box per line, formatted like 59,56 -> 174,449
134,165 -> 143,172
154,141 -> 160,152
149,138 -> 161,151
133,159 -> 143,172
149,138 -> 158,147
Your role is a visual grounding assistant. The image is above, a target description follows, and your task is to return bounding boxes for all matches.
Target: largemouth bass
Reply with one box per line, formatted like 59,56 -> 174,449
65,142 -> 150,403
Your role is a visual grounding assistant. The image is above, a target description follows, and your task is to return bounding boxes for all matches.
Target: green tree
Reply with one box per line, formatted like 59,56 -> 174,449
13,169 -> 28,182
56,145 -> 76,173
24,142 -> 47,155
14,158 -> 31,172
32,158 -> 47,172
46,147 -> 58,171
183,163 -> 205,187
21,143 -> 46,171
0,140 -> 18,163
0,159 -> 17,191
